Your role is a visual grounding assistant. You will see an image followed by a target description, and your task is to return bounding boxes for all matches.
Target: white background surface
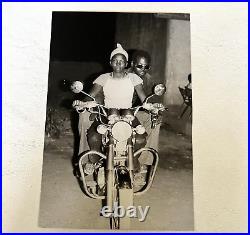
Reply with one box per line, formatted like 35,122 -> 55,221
2,2 -> 248,232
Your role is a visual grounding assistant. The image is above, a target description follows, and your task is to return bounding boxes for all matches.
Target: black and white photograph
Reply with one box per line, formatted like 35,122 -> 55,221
3,3 -> 248,233
38,11 -> 193,231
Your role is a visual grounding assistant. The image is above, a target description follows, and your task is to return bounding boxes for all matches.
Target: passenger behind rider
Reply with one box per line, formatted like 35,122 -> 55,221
127,50 -> 163,165
73,43 -> 154,174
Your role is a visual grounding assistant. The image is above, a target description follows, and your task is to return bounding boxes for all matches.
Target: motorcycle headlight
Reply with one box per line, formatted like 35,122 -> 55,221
135,125 -> 146,135
97,124 -> 108,135
111,121 -> 132,142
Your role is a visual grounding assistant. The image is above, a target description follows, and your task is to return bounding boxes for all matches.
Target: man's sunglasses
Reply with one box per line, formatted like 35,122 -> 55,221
135,64 -> 150,70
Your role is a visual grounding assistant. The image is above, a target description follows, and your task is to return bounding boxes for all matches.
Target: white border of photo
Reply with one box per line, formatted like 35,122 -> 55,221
2,2 -> 248,232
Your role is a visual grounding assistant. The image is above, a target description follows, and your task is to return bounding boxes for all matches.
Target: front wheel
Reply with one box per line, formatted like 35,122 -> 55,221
110,187 -> 133,230
118,187 -> 133,230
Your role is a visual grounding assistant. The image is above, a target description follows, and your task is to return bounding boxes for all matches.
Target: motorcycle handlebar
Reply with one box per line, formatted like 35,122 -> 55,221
73,101 -> 166,117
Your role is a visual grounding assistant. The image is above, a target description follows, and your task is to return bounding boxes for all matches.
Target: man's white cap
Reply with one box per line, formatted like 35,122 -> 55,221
110,43 -> 128,61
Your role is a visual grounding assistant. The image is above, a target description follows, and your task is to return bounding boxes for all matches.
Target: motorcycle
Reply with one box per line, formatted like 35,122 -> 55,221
71,81 -> 166,230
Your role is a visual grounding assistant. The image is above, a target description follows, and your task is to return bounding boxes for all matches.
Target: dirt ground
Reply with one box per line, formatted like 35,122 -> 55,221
38,117 -> 194,231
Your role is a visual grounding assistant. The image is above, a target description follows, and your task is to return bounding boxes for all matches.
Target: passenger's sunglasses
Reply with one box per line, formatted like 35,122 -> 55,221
135,64 -> 150,70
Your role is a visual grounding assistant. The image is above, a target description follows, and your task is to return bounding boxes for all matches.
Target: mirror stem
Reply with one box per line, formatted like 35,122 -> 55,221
145,94 -> 155,103
80,91 -> 96,101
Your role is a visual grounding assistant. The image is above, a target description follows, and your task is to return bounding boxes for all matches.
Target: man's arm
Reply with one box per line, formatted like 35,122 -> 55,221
134,84 -> 147,104
83,83 -> 103,101
73,83 -> 103,111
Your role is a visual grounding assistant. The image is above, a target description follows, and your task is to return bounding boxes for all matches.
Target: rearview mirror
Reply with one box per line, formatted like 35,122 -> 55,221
144,83 -> 167,104
70,80 -> 96,102
154,84 -> 166,96
70,81 -> 84,93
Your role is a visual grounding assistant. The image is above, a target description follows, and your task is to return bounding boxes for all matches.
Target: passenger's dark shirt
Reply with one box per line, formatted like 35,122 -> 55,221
126,68 -> 154,106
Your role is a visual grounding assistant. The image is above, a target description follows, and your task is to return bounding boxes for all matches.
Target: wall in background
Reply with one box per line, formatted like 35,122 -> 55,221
115,13 -> 167,85
164,19 -> 191,106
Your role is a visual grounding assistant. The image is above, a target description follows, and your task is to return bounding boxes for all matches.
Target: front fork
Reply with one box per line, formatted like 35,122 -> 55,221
127,138 -> 134,186
106,137 -> 134,216
106,142 -> 114,216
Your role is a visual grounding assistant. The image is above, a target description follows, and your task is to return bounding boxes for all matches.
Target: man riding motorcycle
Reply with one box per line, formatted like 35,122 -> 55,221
73,43 -> 163,175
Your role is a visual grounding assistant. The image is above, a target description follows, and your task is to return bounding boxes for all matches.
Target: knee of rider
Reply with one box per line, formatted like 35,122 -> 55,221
87,132 -> 101,144
136,134 -> 147,146
79,113 -> 91,131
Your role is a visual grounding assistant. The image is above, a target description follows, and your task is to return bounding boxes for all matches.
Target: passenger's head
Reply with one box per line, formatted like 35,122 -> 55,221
131,50 -> 151,77
110,43 -> 128,73
188,74 -> 192,83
